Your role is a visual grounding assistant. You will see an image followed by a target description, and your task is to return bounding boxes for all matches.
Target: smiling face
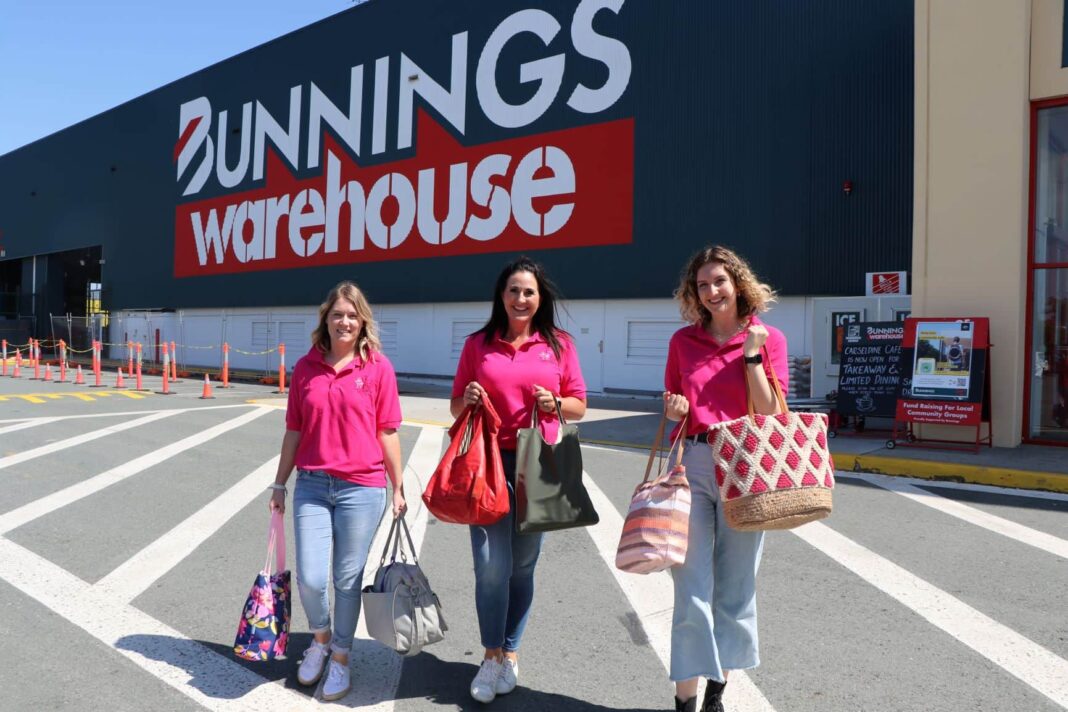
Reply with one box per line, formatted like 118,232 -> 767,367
326,297 -> 361,352
695,261 -> 738,318
502,270 -> 541,329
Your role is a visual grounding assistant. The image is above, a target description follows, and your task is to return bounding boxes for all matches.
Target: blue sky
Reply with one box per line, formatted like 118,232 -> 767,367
0,1 -> 360,156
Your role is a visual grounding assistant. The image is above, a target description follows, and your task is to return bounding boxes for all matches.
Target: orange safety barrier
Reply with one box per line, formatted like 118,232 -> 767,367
170,340 -> 178,381
275,344 -> 287,395
1,339 -> 6,377
221,342 -> 231,388
160,343 -> 173,395
135,343 -> 145,391
59,340 -> 67,383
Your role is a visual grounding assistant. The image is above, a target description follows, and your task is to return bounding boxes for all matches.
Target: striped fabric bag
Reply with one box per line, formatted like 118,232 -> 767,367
615,415 -> 691,574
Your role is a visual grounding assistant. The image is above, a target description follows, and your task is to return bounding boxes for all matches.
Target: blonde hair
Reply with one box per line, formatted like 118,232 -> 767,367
674,245 -> 777,325
311,281 -> 382,361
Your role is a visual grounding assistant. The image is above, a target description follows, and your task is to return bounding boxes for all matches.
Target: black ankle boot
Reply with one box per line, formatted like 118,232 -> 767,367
700,679 -> 726,712
674,695 -> 697,712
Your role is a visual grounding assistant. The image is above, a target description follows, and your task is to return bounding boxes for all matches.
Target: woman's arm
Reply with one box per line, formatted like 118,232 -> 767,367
743,324 -> 784,416
378,428 -> 406,518
268,429 -> 301,513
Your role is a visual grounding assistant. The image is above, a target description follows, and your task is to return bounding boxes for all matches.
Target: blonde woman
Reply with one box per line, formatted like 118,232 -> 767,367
268,281 -> 405,701
661,246 -> 788,712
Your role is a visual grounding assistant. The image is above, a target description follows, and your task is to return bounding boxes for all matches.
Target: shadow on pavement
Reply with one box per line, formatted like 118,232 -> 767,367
397,652 -> 663,711
114,633 -> 315,699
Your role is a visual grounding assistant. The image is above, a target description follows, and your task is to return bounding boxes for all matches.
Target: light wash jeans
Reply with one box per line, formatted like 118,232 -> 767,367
293,469 -> 387,653
670,441 -> 764,682
468,450 -> 544,651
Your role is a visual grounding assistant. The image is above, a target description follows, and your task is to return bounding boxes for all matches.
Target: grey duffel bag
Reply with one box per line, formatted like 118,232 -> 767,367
361,515 -> 447,656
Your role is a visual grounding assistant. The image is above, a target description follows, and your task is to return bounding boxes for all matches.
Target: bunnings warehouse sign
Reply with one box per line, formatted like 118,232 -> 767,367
173,0 -> 633,277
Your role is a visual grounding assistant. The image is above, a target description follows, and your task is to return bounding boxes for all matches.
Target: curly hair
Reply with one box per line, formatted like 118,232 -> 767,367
673,245 -> 777,325
311,281 -> 382,362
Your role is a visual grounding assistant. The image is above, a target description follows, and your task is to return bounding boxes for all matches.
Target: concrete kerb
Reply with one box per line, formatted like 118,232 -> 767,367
841,453 -> 1068,494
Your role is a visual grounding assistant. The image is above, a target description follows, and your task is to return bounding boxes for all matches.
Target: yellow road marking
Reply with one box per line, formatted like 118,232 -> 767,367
0,391 -> 149,404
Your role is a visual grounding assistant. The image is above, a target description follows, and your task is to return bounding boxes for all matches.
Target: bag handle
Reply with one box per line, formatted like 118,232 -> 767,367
378,513 -> 420,566
742,345 -> 789,422
263,510 -> 286,576
642,413 -> 687,484
528,394 -> 568,428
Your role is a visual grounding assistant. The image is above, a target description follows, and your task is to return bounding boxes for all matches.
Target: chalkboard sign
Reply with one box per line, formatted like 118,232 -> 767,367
835,321 -> 905,418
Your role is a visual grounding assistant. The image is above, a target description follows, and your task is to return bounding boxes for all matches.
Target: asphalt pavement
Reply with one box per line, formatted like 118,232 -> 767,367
0,370 -> 1066,711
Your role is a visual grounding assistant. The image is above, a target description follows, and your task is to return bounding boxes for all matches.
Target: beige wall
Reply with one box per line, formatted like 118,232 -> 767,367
913,0 -> 1030,446
1032,0 -> 1068,100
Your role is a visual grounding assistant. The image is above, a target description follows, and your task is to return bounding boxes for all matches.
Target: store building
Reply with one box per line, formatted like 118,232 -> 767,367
0,4 -> 917,409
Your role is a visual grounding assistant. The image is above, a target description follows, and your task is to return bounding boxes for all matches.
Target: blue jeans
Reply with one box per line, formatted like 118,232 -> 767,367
293,469 -> 387,653
670,442 -> 764,682
469,450 -> 544,651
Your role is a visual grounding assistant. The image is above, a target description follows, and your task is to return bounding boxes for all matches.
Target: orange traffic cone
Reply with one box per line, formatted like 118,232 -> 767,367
44,363 -> 52,381
199,373 -> 215,399
75,365 -> 85,385
115,368 -> 126,388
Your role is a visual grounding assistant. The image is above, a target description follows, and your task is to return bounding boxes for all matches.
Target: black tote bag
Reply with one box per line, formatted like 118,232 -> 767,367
514,400 -> 599,534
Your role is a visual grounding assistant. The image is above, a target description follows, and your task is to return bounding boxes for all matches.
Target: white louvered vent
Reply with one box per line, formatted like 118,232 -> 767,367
251,321 -> 271,349
452,320 -> 483,358
626,320 -> 677,363
278,321 -> 306,350
378,320 -> 398,356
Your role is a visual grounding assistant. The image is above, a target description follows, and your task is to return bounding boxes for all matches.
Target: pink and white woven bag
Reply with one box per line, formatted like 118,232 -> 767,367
615,415 -> 691,574
708,350 -> 834,531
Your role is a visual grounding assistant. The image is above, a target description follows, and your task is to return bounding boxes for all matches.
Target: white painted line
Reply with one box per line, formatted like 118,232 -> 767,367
582,470 -> 776,712
96,456 -> 281,603
0,410 -> 181,471
0,407 -> 274,535
0,417 -> 61,436
792,521 -> 1068,707
0,536 -> 319,712
0,402 -> 265,425
849,471 -> 1068,561
836,470 -> 1068,503
327,425 -> 445,709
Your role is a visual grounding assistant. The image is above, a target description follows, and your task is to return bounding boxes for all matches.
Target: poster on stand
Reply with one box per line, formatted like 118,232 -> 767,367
910,320 -> 974,399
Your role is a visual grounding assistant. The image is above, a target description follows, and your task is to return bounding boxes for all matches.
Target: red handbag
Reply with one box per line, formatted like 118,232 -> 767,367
422,398 -> 509,525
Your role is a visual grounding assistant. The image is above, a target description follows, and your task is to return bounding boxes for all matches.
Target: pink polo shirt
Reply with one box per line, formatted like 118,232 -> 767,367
452,330 -> 586,449
664,316 -> 789,438
285,347 -> 402,486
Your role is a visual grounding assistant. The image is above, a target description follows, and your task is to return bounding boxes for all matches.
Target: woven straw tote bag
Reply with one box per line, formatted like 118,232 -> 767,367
615,415 -> 691,574
707,349 -> 834,531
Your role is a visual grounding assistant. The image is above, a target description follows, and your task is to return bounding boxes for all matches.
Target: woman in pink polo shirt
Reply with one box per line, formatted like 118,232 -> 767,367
267,281 -> 405,702
662,246 -> 788,712
450,256 -> 587,704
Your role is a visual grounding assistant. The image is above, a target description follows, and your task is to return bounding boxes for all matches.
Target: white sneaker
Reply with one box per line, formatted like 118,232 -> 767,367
321,659 -> 351,701
495,657 -> 518,695
296,641 -> 329,686
469,658 -> 504,703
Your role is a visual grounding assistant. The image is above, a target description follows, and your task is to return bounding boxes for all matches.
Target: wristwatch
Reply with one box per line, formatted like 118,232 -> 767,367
743,353 -> 763,365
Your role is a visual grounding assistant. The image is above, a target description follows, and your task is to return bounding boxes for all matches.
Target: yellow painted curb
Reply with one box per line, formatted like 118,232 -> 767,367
844,453 -> 1068,494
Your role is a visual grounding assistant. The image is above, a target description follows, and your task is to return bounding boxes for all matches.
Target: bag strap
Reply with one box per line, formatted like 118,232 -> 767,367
378,516 -> 400,566
397,515 -> 420,565
743,345 -> 789,422
263,510 -> 286,576
642,413 -> 687,484
528,394 -> 568,428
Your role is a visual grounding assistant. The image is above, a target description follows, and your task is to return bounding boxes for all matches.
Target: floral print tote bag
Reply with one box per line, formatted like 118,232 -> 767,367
233,511 -> 291,661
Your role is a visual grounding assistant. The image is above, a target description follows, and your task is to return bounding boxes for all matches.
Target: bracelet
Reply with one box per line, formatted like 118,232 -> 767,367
268,483 -> 287,495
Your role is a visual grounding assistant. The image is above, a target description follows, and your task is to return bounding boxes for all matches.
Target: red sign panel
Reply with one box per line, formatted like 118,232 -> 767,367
174,112 -> 634,277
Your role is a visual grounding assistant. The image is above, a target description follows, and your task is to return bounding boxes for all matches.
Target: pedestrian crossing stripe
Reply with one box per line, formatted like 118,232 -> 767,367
0,391 -> 148,403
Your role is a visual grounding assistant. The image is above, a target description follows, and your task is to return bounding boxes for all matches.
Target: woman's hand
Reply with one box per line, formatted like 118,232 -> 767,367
532,384 -> 558,413
463,381 -> 486,407
743,323 -> 769,358
663,392 -> 689,421
392,487 -> 407,519
268,489 -> 286,514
